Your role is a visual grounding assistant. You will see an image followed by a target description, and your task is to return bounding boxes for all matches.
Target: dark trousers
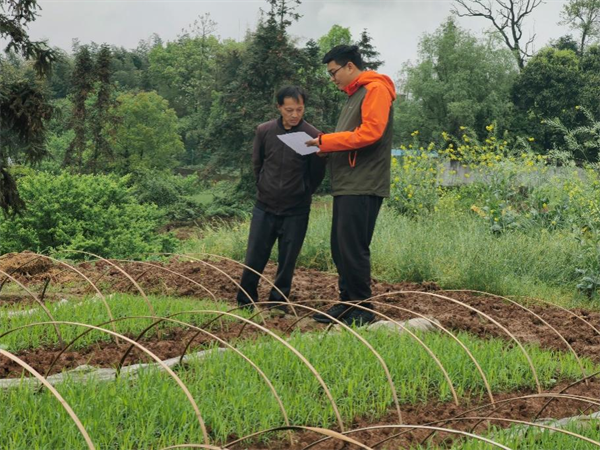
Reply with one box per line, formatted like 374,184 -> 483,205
236,206 -> 309,305
331,195 -> 383,301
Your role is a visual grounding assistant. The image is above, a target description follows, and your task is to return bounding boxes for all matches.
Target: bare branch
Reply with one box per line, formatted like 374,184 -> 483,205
452,0 -> 543,69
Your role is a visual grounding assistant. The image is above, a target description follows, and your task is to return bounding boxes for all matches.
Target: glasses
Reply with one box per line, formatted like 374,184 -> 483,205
327,63 -> 347,79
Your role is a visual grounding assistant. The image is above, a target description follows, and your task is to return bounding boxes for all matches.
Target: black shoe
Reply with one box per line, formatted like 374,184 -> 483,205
340,307 -> 375,327
312,303 -> 351,323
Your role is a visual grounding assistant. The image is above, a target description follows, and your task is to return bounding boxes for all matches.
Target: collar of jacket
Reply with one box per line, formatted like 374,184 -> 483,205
343,72 -> 365,96
277,116 -> 304,132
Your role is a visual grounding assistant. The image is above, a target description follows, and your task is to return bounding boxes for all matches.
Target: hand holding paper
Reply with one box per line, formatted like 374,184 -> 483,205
277,132 -> 320,156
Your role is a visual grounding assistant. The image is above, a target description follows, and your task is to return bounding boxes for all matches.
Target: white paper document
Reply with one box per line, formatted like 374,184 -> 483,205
277,132 -> 319,156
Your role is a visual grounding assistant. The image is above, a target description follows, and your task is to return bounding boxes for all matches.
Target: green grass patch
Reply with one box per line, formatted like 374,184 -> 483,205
1,327 -> 596,448
0,294 -> 248,352
182,203 -> 589,307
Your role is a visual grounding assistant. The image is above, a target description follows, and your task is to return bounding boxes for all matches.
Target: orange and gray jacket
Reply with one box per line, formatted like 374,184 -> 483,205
253,117 -> 325,215
319,71 -> 396,197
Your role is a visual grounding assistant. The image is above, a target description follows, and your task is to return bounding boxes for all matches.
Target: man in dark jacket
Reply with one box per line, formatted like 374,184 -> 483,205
236,86 -> 325,313
306,45 -> 396,326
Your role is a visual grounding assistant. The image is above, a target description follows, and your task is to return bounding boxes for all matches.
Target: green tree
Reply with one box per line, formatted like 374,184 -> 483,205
297,38 -> 343,133
63,44 -> 94,170
111,35 -> 160,92
148,14 -> 222,165
47,48 -> 72,99
356,28 -> 384,70
551,34 -> 581,53
511,47 -> 582,145
312,26 -> 354,131
206,0 -> 303,178
317,24 -> 352,55
0,0 -> 56,213
111,91 -> 184,173
88,44 -> 115,173
580,45 -> 600,118
397,18 -> 518,143
263,0 -> 301,28
0,0 -> 56,75
560,0 -> 600,54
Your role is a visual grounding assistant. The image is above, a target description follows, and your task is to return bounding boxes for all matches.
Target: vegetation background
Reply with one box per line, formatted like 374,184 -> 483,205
1,0 -> 600,302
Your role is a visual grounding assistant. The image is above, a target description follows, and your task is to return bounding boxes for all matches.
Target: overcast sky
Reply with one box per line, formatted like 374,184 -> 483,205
21,0 -> 571,79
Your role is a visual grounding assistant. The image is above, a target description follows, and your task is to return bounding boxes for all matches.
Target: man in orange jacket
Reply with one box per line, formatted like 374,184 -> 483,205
306,45 -> 396,326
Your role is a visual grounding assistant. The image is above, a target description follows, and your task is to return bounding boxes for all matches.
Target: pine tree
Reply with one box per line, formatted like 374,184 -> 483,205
64,45 -> 94,170
208,0 -> 302,173
0,0 -> 56,213
298,38 -> 344,132
264,0 -> 301,29
0,0 -> 56,75
356,29 -> 384,71
89,44 -> 114,173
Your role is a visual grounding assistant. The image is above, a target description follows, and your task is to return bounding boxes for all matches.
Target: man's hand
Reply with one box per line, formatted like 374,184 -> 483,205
305,138 -> 319,147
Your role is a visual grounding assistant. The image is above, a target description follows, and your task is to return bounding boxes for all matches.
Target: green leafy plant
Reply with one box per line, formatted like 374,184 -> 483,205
0,171 -> 177,258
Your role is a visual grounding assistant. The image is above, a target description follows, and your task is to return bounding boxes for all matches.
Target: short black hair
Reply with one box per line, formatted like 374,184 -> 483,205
322,45 -> 364,70
276,86 -> 307,106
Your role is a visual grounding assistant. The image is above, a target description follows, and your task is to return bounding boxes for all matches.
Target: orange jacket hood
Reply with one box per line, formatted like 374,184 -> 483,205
344,71 -> 397,101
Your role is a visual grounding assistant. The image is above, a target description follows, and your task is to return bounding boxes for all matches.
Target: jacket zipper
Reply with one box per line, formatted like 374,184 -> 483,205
278,132 -> 286,213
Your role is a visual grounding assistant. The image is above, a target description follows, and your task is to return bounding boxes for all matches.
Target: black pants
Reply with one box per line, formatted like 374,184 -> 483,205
236,206 -> 309,305
331,195 -> 383,301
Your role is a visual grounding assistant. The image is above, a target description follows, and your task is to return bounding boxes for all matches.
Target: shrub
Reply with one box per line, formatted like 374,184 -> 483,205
388,132 -> 442,216
127,169 -> 205,222
0,171 -> 178,258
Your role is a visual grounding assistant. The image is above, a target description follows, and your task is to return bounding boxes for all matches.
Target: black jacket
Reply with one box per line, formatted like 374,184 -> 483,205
253,117 -> 325,215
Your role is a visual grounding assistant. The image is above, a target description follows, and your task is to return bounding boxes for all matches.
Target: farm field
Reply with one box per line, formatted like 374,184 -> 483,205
3,0 -> 600,447
3,252 -> 600,449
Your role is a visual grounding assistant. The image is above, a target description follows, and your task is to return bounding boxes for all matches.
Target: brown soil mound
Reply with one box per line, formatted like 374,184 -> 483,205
0,251 -> 53,277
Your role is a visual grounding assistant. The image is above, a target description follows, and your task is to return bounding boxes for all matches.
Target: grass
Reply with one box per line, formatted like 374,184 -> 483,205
182,200 -> 589,307
1,326 -> 596,448
0,294 -> 249,352
421,417 -> 600,449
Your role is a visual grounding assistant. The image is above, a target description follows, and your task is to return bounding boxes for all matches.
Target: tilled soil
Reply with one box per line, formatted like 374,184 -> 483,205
2,252 -> 600,448
2,252 -> 600,374
247,378 -> 600,449
0,316 -> 325,379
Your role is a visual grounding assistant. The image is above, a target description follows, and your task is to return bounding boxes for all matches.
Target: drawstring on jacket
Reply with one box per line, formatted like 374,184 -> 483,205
349,151 -> 357,168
